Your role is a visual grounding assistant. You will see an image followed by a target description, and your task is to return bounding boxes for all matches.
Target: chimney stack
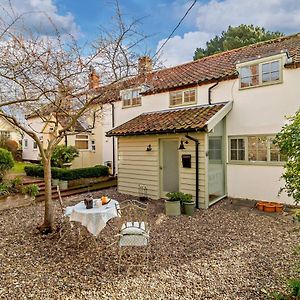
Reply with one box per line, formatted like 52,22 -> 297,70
138,56 -> 152,75
89,67 -> 100,89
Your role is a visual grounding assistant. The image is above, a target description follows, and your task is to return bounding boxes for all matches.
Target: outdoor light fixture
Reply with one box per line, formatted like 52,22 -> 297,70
178,140 -> 186,150
146,144 -> 152,151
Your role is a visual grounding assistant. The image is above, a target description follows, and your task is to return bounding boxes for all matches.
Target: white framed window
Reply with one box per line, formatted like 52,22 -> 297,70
170,88 -> 196,107
0,131 -> 11,139
239,58 -> 282,89
121,88 -> 142,107
229,135 -> 285,163
75,134 -> 89,150
24,139 -> 28,149
230,138 -> 245,161
33,141 -> 38,150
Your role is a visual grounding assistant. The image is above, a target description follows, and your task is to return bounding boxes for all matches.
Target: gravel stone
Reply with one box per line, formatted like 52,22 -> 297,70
0,188 -> 299,299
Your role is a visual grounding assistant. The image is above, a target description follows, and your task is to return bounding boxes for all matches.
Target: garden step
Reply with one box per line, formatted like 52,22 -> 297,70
35,178 -> 117,202
23,180 -> 45,187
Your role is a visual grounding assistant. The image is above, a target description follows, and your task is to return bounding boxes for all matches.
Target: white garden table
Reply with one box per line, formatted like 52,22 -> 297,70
69,199 -> 119,236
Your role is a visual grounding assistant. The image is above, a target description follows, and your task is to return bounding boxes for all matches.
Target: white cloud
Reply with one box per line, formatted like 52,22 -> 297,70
157,31 -> 212,67
157,0 -> 300,66
0,0 -> 80,37
195,0 -> 300,34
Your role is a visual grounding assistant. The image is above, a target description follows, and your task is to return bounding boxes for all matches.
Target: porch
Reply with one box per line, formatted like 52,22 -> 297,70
107,102 -> 232,208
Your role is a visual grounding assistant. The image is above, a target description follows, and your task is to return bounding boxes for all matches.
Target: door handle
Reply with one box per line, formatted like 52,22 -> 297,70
159,166 -> 163,170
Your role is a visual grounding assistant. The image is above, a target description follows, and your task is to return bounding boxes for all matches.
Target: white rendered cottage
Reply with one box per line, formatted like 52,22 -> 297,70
102,34 -> 300,208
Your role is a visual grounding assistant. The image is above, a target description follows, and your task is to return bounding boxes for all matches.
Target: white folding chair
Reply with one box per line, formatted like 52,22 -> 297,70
116,200 -> 150,273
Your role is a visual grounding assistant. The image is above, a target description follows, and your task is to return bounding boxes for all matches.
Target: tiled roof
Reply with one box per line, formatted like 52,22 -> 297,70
96,33 -> 300,104
106,103 -> 226,136
57,115 -> 86,132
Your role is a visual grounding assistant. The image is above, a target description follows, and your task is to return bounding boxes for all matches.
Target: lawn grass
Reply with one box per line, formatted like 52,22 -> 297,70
11,161 -> 31,173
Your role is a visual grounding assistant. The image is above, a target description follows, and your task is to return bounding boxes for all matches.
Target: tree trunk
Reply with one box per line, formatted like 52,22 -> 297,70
39,158 -> 53,234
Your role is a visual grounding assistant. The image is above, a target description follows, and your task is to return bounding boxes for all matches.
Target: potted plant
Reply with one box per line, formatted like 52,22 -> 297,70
52,178 -> 60,187
165,192 -> 183,216
181,194 -> 195,216
58,180 -> 68,190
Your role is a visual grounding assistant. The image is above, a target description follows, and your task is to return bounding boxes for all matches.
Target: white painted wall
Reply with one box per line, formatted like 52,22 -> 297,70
22,117 -> 44,161
0,117 -> 22,142
22,114 -> 103,167
102,65 -> 300,205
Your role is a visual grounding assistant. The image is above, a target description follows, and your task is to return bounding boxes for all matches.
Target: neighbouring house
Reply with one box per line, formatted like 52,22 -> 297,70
0,116 -> 22,146
103,34 -> 300,207
22,70 -> 103,169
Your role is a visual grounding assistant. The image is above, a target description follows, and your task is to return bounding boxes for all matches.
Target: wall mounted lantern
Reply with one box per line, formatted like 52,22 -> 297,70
178,139 -> 188,150
146,144 -> 152,151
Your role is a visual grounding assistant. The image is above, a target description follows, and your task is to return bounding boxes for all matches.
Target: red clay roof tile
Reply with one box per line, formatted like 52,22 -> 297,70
106,103 -> 226,136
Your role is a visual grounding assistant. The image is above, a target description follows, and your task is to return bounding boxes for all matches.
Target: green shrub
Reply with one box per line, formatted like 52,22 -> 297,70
22,184 -> 40,198
166,192 -> 193,202
24,165 -> 109,181
287,279 -> 300,297
51,145 -> 79,168
0,148 -> 14,180
10,177 -> 23,193
0,182 -> 10,196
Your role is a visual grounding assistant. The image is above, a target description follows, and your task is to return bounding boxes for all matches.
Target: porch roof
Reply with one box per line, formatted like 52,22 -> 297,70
106,102 -> 231,136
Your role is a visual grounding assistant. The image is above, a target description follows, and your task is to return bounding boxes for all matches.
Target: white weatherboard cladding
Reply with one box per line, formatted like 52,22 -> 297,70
117,133 -> 207,208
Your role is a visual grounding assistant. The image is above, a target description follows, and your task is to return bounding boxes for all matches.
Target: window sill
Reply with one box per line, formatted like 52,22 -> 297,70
169,102 -> 197,108
239,79 -> 282,91
228,161 -> 285,167
122,104 -> 142,109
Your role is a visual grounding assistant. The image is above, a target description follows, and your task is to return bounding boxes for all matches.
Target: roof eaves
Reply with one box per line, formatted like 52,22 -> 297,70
106,127 -> 207,137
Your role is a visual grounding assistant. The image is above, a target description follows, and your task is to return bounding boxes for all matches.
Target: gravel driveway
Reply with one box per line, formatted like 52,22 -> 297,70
1,188 -> 299,300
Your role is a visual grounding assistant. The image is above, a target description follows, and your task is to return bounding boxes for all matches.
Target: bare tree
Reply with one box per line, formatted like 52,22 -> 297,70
0,0 -> 150,233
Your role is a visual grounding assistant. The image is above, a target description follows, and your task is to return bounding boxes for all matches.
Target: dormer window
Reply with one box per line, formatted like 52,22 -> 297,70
121,88 -> 142,107
169,88 -> 196,107
239,55 -> 282,89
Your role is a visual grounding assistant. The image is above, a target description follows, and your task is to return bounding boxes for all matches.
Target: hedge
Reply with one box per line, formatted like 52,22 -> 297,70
24,165 -> 109,181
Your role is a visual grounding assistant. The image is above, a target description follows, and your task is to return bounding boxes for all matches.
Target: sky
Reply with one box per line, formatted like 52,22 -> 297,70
2,0 -> 300,67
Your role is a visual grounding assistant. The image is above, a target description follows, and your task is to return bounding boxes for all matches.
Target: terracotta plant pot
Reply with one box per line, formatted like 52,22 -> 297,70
256,201 -> 265,211
264,203 -> 276,213
275,204 -> 284,212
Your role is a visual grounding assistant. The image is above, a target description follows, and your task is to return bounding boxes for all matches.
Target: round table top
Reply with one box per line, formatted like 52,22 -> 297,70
73,199 -> 118,215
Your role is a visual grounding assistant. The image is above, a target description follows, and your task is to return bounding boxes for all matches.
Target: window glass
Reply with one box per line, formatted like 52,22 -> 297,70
248,136 -> 267,161
122,89 -> 141,107
209,138 -> 222,160
170,91 -> 182,106
230,138 -> 245,160
24,139 -> 28,148
262,61 -> 280,83
132,97 -> 141,106
240,64 -> 259,88
75,135 -> 89,150
91,140 -> 96,151
270,139 -> 286,162
0,131 -> 10,139
33,141 -> 38,149
75,140 -> 88,149
184,90 -> 196,103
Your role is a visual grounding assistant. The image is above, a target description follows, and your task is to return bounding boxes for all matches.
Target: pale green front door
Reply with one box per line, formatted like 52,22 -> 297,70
160,140 -> 179,197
